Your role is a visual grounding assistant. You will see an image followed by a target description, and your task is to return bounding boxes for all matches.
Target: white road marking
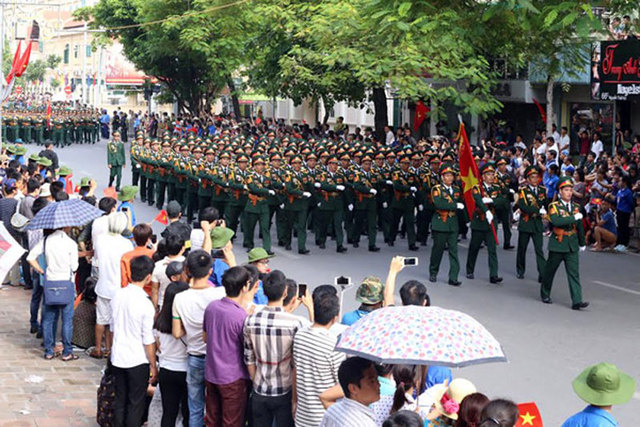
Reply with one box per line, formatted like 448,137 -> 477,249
592,280 -> 640,297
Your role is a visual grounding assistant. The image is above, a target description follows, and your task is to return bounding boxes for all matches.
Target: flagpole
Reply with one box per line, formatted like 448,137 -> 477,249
0,1 -> 4,149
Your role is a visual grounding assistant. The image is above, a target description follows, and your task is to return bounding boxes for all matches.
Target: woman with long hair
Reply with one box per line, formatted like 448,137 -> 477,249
153,281 -> 190,426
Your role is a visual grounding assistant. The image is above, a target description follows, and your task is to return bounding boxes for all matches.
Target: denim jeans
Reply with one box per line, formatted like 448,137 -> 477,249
42,302 -> 73,357
187,355 -> 205,427
29,273 -> 43,330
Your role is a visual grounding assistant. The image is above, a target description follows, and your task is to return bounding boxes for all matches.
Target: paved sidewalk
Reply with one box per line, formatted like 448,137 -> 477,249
0,285 -> 102,426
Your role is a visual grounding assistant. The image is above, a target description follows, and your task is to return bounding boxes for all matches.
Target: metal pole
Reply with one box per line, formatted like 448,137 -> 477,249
0,2 -> 4,148
82,22 -> 87,105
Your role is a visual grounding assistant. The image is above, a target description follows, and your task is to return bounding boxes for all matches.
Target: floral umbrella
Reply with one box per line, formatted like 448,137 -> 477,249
335,306 -> 506,367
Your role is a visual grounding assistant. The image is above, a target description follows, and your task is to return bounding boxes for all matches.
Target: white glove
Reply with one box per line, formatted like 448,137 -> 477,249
486,211 -> 494,223
482,197 -> 493,204
386,180 -> 393,185
574,213 -> 583,221
244,185 -> 249,191
382,202 -> 388,208
268,189 -> 275,196
513,210 -> 520,222
370,188 -> 377,195
314,182 -> 321,188
456,203 -> 464,210
580,246 -> 586,252
302,192 -> 311,198
279,203 -> 285,209
418,204 -> 424,211
410,186 -> 417,192
539,207 -> 547,216
509,188 -> 515,194
336,185 -> 345,191
136,164 -> 141,169
348,204 -> 354,211
317,202 -> 321,207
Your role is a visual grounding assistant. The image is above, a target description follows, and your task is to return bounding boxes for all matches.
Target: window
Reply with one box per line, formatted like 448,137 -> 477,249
74,44 -> 79,59
86,45 -> 92,57
63,44 -> 69,64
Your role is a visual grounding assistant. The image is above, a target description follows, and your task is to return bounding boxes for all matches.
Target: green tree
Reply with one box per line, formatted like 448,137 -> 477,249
46,54 -> 61,69
23,59 -> 47,82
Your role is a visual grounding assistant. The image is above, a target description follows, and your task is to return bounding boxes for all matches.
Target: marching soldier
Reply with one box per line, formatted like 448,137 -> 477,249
211,151 -> 233,217
516,165 -> 548,282
373,151 -> 393,245
244,156 -> 274,253
540,176 -> 589,310
185,146 -> 203,221
495,157 -> 515,249
173,144 -> 191,211
227,153 -> 250,234
107,131 -> 126,191
155,140 -> 173,209
197,148 -> 215,212
315,154 -> 348,253
265,152 -> 287,246
339,152 -> 356,243
465,163 -> 503,284
390,154 -> 419,251
351,154 -> 380,252
283,154 -> 312,254
429,163 -> 466,286
145,140 -> 160,205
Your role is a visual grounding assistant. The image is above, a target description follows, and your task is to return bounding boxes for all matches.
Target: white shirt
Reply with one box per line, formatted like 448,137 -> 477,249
91,215 -> 110,263
110,285 -> 155,369
559,134 -> 570,151
152,255 -> 185,308
385,130 -> 394,146
551,131 -> 561,144
172,286 -> 226,356
591,139 -> 604,160
320,398 -> 377,427
189,229 -> 205,251
154,330 -> 187,372
27,230 -> 78,281
95,233 -> 134,299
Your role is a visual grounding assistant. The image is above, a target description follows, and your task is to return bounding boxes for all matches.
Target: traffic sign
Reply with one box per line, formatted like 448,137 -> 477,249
14,86 -> 22,95
64,86 -> 72,95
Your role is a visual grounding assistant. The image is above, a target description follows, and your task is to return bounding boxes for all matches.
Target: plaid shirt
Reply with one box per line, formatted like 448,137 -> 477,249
243,306 -> 302,396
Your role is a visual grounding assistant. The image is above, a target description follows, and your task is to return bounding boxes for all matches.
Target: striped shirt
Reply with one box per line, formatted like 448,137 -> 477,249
293,326 -> 346,427
243,306 -> 302,396
320,398 -> 377,427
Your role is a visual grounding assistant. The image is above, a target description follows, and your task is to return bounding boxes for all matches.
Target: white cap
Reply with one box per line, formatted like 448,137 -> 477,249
40,183 -> 51,198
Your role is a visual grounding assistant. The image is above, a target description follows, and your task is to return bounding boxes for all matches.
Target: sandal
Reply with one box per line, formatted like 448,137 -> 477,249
89,349 -> 104,359
44,354 -> 55,360
61,354 -> 79,362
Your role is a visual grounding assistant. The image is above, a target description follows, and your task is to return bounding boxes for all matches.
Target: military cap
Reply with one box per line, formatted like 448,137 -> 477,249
80,177 -> 92,187
356,276 -> 384,305
361,154 -> 373,163
429,155 -> 441,164
375,151 -> 386,160
290,154 -> 303,164
236,154 -> 249,163
480,163 -> 495,174
219,151 -> 231,159
339,152 -> 351,161
495,157 -> 508,166
28,154 -> 40,162
151,139 -> 160,145
411,152 -> 422,161
113,131 -> 121,136
36,157 -> 53,167
386,151 -> 397,158
269,152 -> 283,161
252,155 -> 266,165
440,163 -> 456,176
399,154 -> 411,163
202,147 -> 213,155
557,176 -> 574,190
524,165 -> 539,178
305,152 -> 318,161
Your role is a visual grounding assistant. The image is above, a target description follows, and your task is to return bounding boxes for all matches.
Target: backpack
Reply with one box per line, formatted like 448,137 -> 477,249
96,362 -> 116,426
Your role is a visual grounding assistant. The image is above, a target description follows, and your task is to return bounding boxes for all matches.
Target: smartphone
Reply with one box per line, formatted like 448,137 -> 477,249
334,276 -> 352,287
298,283 -> 307,298
403,257 -> 419,266
121,207 -> 128,212
151,234 -> 157,244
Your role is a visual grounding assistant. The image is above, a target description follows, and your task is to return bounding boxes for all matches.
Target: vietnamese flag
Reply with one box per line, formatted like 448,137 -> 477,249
154,209 -> 169,225
5,41 -> 22,83
14,40 -> 33,78
413,100 -> 430,131
65,173 -> 74,194
516,402 -> 543,427
46,101 -> 52,127
457,121 -> 479,219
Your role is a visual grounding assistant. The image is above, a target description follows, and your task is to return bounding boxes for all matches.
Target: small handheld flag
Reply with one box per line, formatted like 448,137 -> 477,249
413,100 -> 430,131
153,210 -> 169,225
516,402 -> 543,427
103,187 -> 117,199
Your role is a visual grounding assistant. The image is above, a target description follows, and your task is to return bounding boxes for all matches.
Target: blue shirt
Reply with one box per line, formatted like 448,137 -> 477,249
426,365 -> 452,389
616,187 -> 633,213
117,201 -> 136,226
562,405 -> 618,427
342,309 -> 370,326
209,258 -> 229,287
601,210 -> 617,235
253,280 -> 268,305
544,172 -> 559,199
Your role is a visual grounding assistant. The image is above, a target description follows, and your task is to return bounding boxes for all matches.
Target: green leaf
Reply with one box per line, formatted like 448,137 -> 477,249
398,2 -> 411,17
544,9 -> 558,28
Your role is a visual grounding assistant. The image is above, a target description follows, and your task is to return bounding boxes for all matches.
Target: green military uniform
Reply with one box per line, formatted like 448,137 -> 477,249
283,156 -> 311,254
516,166 -> 548,281
197,156 -> 214,211
226,156 -> 250,235
210,154 -> 233,216
185,148 -> 203,222
63,117 -> 73,146
20,116 -> 32,143
351,156 -> 379,251
172,148 -> 190,212
429,164 -> 466,285
540,177 -> 587,309
7,116 -> 19,142
155,142 -> 174,209
495,158 -> 515,249
415,159 -> 434,246
373,153 -> 394,245
130,139 -> 142,187
265,155 -> 287,246
390,156 -> 419,250
107,135 -> 126,190
465,164 -> 503,282
243,158 -> 272,252
315,159 -> 347,252
33,118 -> 44,145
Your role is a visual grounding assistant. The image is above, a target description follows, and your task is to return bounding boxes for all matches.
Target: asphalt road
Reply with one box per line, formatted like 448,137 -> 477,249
23,137 -> 640,426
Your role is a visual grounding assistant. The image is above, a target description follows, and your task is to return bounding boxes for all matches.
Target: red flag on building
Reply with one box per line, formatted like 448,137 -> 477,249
14,40 -> 33,78
154,209 -> 169,225
457,121 -> 480,219
532,98 -> 547,124
65,174 -> 74,195
5,41 -> 22,83
515,402 -> 543,427
413,100 -> 430,131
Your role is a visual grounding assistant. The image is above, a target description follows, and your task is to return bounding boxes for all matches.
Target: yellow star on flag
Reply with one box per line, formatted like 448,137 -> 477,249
460,167 -> 478,192
519,412 -> 536,426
